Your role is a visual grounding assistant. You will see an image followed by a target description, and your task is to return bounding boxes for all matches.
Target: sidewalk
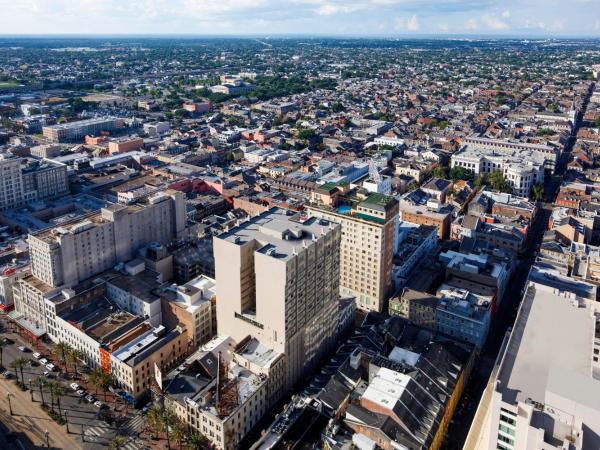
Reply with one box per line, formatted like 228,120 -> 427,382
0,376 -> 82,449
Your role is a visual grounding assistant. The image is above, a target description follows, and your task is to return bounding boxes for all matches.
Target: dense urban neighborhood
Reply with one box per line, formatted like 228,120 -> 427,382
0,36 -> 599,450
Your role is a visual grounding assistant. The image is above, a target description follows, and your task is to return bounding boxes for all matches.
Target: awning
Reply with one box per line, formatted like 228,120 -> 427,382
7,311 -> 45,338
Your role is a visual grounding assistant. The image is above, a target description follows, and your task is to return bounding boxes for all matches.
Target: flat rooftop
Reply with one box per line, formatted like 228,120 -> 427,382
218,207 -> 338,261
496,284 -> 595,405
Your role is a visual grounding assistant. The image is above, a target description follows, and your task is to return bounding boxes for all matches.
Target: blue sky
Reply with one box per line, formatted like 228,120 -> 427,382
1,0 -> 599,36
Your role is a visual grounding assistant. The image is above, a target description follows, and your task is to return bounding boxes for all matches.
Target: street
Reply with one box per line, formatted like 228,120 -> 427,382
0,318 -> 147,450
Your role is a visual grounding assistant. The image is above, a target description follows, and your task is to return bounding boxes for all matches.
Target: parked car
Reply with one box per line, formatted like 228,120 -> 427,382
39,358 -> 48,365
2,338 -> 13,345
70,383 -> 80,391
43,370 -> 53,378
45,363 -> 55,371
76,390 -> 86,397
18,346 -> 29,352
32,352 -> 41,359
94,401 -> 105,409
3,372 -> 14,379
85,395 -> 96,403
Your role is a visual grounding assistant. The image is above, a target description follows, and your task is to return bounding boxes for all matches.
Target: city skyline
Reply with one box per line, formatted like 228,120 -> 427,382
0,0 -> 599,37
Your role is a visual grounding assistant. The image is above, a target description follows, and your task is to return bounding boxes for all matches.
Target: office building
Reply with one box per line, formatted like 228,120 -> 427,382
0,153 -> 68,211
213,208 -> 341,389
465,279 -> 600,450
306,189 -> 399,312
43,117 -> 124,143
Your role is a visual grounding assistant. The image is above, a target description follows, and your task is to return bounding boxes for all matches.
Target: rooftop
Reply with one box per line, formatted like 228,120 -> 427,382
496,284 -> 595,405
218,207 -> 338,262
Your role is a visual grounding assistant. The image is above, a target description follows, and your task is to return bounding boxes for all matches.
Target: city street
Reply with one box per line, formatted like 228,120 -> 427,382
0,318 -> 147,450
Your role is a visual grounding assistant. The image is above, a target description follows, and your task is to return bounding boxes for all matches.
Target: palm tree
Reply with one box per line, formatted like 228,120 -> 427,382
532,183 -> 545,202
46,380 -> 57,411
0,339 -> 6,370
109,435 -> 127,449
161,407 -> 177,450
170,420 -> 187,450
50,383 -> 65,418
33,376 -> 46,406
67,348 -> 84,378
145,405 -> 163,440
54,341 -> 72,375
89,368 -> 103,395
186,433 -> 210,450
9,357 -> 27,385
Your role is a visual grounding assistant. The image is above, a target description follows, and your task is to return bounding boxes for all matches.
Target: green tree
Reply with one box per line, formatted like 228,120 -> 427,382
67,348 -> 84,378
109,435 -> 127,449
49,383 -> 65,418
298,129 -> 317,140
449,166 -> 473,182
532,183 -> 545,202
431,166 -> 450,179
474,175 -> 486,188
33,376 -> 46,406
9,357 -> 27,385
488,170 -> 512,193
145,405 -> 163,440
171,420 -> 187,450
186,433 -> 211,450
55,341 -> 72,374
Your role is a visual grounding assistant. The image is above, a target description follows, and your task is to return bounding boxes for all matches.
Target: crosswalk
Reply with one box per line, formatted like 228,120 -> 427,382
84,423 -> 112,442
120,438 -> 143,450
121,414 -> 145,436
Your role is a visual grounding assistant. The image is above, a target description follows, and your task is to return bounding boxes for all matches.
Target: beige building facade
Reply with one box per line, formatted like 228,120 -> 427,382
213,208 -> 341,390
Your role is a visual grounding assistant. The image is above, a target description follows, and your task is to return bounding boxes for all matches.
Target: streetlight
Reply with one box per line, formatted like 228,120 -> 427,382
6,392 -> 13,416
44,429 -> 50,447
64,410 -> 69,433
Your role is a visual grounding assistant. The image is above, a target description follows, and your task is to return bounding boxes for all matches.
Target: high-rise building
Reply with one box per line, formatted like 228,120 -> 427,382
213,208 -> 341,389
14,191 -> 187,332
465,281 -> 600,450
0,153 -> 68,210
306,189 -> 399,313
28,190 -> 186,288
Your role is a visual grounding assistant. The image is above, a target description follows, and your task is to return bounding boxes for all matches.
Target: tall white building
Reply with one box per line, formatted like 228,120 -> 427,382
0,153 -> 68,211
0,153 -> 34,210
213,208 -> 341,389
465,281 -> 600,450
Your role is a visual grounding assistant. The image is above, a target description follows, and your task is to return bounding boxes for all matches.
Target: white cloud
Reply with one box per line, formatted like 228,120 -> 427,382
407,14 -> 420,31
481,14 -> 510,30
501,10 -> 510,19
464,18 -> 479,31
394,14 -> 420,32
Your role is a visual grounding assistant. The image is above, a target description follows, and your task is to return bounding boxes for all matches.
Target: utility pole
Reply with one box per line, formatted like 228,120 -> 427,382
6,392 -> 13,415
29,379 -> 33,402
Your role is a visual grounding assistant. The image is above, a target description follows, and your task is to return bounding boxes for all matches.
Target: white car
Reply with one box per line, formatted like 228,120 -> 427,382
45,363 -> 55,371
76,390 -> 86,397
70,383 -> 80,391
33,352 -> 41,359
39,358 -> 48,365
94,401 -> 104,409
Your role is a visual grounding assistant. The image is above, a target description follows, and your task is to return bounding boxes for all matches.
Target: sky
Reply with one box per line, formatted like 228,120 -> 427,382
1,0 -> 600,37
